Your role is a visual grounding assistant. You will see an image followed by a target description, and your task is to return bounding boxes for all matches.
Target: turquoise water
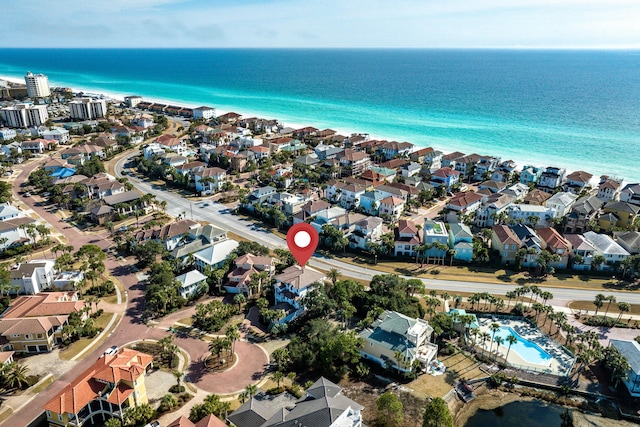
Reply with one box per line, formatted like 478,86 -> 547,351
495,326 -> 552,365
1,49 -> 639,181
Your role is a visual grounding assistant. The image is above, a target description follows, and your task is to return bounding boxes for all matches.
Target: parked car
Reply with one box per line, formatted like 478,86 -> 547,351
104,346 -> 119,356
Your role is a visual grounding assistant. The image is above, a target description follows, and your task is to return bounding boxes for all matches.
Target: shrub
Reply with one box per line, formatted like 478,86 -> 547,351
169,385 -> 185,394
584,315 -> 626,328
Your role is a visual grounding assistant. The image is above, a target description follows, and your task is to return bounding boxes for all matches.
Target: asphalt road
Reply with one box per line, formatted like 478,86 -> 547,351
115,152 -> 640,305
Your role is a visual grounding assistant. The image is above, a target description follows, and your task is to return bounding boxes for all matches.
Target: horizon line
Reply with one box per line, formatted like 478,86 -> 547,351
1,46 -> 640,51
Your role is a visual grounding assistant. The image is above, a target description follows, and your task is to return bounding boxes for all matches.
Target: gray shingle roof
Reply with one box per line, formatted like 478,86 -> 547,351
610,339 -> 640,374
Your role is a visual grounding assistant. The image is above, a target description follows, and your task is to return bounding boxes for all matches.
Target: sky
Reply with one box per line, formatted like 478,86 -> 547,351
2,0 -> 640,49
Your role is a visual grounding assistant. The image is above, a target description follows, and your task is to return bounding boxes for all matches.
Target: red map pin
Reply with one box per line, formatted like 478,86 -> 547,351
286,223 -> 319,267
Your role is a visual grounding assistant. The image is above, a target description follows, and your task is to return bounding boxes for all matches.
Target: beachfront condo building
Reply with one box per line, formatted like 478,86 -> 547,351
124,95 -> 143,108
0,103 -> 49,128
24,71 -> 51,98
69,97 -> 107,120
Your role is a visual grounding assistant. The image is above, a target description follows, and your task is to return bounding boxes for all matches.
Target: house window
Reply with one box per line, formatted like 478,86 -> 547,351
58,414 -> 63,421
46,411 -> 51,418
37,334 -> 44,339
10,334 -> 20,338
370,341 -> 374,347
25,334 -> 32,340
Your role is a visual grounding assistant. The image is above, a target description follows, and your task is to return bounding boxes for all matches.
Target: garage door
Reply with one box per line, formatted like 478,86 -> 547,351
27,345 -> 38,353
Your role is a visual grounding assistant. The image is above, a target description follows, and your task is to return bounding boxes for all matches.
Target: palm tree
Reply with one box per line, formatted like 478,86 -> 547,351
604,295 -> 616,317
489,323 -> 500,353
327,268 -> 340,286
234,293 -> 246,311
4,363 -> 30,389
226,324 -> 241,354
160,393 -> 178,410
593,294 -> 606,316
271,371 -> 285,389
245,383 -> 258,398
480,332 -> 491,349
469,327 -> 480,345
505,334 -> 518,361
617,302 -> 631,322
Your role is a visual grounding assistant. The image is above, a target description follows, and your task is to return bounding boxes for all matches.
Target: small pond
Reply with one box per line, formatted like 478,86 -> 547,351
465,399 -> 572,427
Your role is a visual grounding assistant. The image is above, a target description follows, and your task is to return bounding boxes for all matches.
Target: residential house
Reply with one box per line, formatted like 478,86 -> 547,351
43,349 -> 153,427
0,292 -> 84,353
409,147 -> 434,163
430,167 -> 460,189
564,195 -> 603,234
440,151 -> 465,169
194,239 -> 240,272
597,176 -> 622,202
218,112 -> 242,124
42,127 -> 70,144
227,377 -> 363,427
156,134 -> 188,155
491,225 -> 522,265
478,180 -> 507,194
520,166 -> 541,185
380,141 -> 414,160
326,181 -> 367,210
565,234 -> 597,270
474,193 -> 515,228
168,415 -> 226,427
564,170 -> 593,194
421,149 -> 443,174
538,166 -> 566,192
401,162 -> 422,178
583,231 -> 630,271
448,223 -> 473,261
137,219 -> 200,251
0,352 -> 14,365
0,203 -> 22,221
175,270 -> 208,299
194,167 -> 227,195
175,160 -> 206,177
102,190 -> 148,217
423,220 -> 449,261
225,254 -> 275,295
474,156 -> 500,181
249,145 -> 270,161
614,231 -> 640,255
359,169 -> 386,186
274,265 -> 325,324
367,166 -> 397,183
292,200 -> 332,225
379,196 -> 404,219
359,310 -> 438,372
599,201 -> 640,231
619,183 -> 640,206
0,128 -> 17,141
339,149 -> 372,176
536,227 -> 571,269
523,189 -> 552,206
21,139 -> 48,154
243,186 -> 277,211
511,224 -> 543,268
163,154 -> 188,168
609,340 -> 640,398
394,219 -> 421,257
453,153 -> 482,180
10,259 -> 56,294
142,142 -> 165,159
507,204 -> 555,227
545,192 -> 578,218
447,191 -> 483,213
349,216 -> 383,250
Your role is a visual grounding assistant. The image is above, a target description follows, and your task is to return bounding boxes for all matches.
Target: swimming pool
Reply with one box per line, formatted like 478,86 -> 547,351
494,326 -> 552,365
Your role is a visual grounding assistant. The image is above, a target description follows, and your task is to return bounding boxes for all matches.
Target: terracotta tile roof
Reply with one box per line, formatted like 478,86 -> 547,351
448,191 -> 483,208
43,349 -> 153,415
432,167 -> 460,178
492,225 -> 522,246
2,292 -> 83,318
234,253 -> 274,268
341,149 -> 369,162
412,147 -> 434,157
380,196 -> 404,206
196,415 -> 228,427
158,219 -> 200,241
275,265 -> 325,290
536,227 -> 570,251
196,167 -> 227,178
168,416 -> 196,427
378,159 -> 409,169
396,219 -> 418,235
599,178 -> 621,190
566,170 -> 593,183
523,189 -> 552,205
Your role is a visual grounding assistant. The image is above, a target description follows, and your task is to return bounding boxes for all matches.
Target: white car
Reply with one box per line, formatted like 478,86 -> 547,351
104,346 -> 119,356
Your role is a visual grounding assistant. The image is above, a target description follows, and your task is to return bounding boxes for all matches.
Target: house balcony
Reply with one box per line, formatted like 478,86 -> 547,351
416,342 -> 438,365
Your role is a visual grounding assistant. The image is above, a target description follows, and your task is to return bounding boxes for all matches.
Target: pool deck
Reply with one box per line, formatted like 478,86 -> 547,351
475,315 -> 575,376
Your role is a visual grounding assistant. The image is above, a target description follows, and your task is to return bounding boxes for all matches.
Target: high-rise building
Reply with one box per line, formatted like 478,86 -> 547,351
69,97 -> 107,120
24,71 -> 51,98
0,103 -> 49,128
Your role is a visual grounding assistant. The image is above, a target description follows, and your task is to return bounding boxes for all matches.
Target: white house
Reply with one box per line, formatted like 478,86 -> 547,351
142,142 -> 165,159
194,239 -> 239,272
583,231 -> 630,271
193,106 -> 216,121
359,310 -> 438,372
0,217 -> 37,251
379,196 -> 405,219
0,203 -> 22,221
545,192 -> 578,218
42,127 -> 70,144
10,260 -> 56,294
274,265 -> 326,324
349,216 -> 383,250
175,270 -> 208,299
194,167 -> 227,195
507,204 -> 556,227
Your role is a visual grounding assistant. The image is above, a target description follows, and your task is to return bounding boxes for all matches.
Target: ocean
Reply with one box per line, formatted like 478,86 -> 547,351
0,48 -> 639,181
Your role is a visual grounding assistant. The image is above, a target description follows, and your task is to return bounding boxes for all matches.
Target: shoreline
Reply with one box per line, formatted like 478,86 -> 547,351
0,72 -> 631,185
